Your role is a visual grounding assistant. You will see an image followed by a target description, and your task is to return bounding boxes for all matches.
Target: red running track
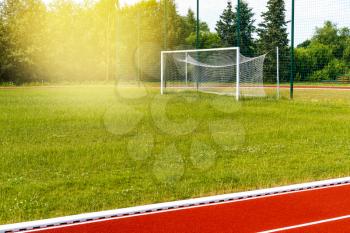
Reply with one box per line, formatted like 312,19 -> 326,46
278,85 -> 350,90
20,183 -> 350,233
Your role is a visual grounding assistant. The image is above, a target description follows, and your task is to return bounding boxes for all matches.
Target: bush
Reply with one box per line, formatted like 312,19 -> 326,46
295,42 -> 334,81
295,47 -> 313,81
310,59 -> 348,81
343,39 -> 350,63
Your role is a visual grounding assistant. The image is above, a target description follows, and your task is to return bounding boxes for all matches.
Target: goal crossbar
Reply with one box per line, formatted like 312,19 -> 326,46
161,47 -> 239,54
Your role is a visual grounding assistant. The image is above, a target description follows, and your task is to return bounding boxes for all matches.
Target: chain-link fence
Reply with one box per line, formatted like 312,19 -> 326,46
116,0 -> 350,96
294,0 -> 350,84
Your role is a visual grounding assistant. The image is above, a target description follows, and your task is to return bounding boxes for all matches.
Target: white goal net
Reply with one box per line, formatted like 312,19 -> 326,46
161,47 -> 279,100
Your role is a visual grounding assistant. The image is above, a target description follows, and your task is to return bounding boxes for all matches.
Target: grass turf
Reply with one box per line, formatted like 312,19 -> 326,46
0,85 -> 350,223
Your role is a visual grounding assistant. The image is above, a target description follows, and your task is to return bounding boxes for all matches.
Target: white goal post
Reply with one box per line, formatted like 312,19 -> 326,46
160,47 -> 280,100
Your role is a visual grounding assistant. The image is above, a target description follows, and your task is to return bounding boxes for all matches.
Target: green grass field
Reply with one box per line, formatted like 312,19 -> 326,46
1,85 -> 350,224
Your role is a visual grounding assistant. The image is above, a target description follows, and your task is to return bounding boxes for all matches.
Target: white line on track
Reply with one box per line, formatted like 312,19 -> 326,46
259,215 -> 350,233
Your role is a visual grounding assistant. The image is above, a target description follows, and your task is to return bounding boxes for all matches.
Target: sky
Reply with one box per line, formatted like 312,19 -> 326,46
120,0 -> 350,45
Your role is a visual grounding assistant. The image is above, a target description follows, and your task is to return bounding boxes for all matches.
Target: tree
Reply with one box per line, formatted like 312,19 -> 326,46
313,21 -> 350,59
295,42 -> 334,81
297,39 -> 311,49
0,0 -> 47,83
0,0 -> 228,83
236,0 -> 256,56
216,0 -> 255,55
216,1 -> 235,47
257,0 -> 289,81
177,9 -> 210,49
310,59 -> 347,81
184,8 -> 210,33
184,9 -> 196,35
0,2 -> 10,82
343,38 -> 350,64
294,21 -> 350,81
162,0 -> 183,49
186,31 -> 221,49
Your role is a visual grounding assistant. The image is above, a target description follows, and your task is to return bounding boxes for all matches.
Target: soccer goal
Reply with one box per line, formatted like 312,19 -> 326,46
160,47 -> 280,100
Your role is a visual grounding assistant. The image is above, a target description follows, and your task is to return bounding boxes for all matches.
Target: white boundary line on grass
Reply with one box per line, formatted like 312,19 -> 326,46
1,177 -> 350,233
259,215 -> 350,233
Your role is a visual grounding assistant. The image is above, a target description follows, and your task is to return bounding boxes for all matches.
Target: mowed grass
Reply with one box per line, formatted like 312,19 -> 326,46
1,85 -> 350,223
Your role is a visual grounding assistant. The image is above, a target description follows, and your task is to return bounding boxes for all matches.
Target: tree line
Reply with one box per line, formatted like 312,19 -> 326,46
295,21 -> 350,81
0,0 -> 349,84
118,0 -> 290,82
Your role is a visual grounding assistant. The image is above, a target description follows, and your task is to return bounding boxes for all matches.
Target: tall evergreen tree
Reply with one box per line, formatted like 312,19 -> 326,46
185,9 -> 196,34
185,9 -> 210,33
180,8 -> 211,48
236,1 -> 256,56
257,0 -> 289,81
216,1 -> 235,47
216,0 -> 255,55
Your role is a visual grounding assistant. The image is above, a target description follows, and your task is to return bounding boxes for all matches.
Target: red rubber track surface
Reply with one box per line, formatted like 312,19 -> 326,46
27,184 -> 350,233
272,85 -> 350,90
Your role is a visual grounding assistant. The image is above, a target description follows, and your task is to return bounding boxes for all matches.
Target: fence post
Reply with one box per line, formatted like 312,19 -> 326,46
185,52 -> 188,86
161,52 -> 164,95
277,47 -> 280,99
290,0 -> 295,99
237,0 -> 241,48
236,47 -> 240,101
